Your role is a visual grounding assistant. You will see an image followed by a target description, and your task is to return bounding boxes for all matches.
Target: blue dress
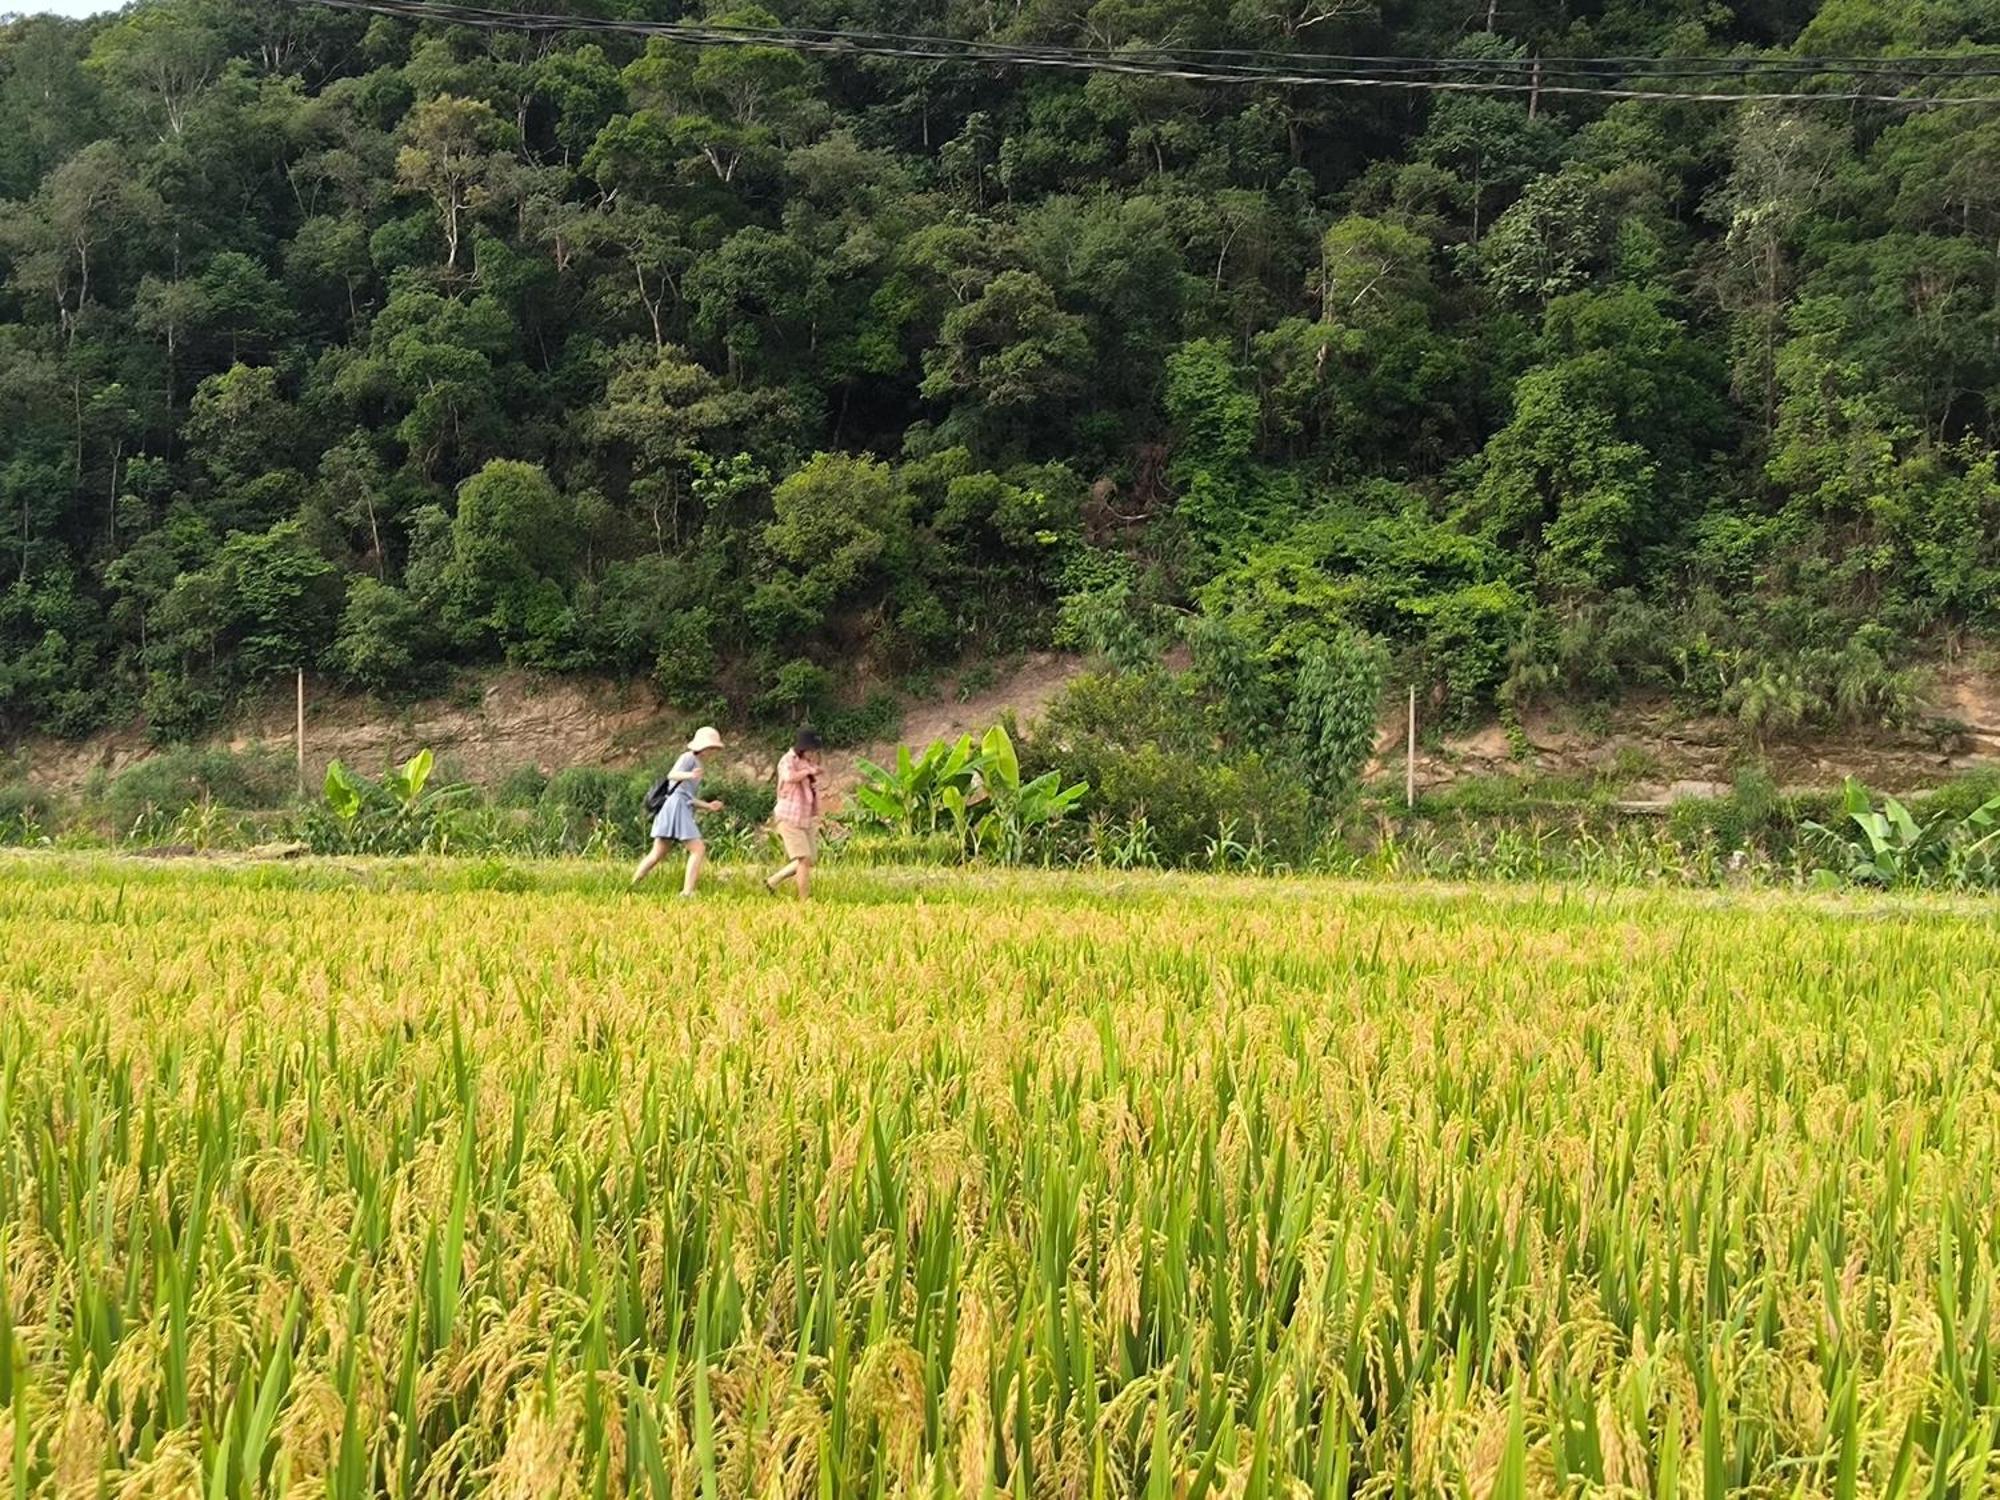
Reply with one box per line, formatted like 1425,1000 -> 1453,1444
649,752 -> 705,842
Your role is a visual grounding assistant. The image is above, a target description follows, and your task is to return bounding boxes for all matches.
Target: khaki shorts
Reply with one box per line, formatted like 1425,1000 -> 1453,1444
775,820 -> 818,861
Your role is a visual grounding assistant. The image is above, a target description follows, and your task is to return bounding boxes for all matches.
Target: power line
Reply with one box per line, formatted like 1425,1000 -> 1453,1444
272,0 -> 2000,107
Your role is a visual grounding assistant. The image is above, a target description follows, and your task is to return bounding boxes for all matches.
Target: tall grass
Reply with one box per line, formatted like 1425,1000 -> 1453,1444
1,855 -> 1997,1495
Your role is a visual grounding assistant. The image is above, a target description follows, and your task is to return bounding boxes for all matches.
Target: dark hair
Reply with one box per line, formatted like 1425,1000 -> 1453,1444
794,728 -> 822,753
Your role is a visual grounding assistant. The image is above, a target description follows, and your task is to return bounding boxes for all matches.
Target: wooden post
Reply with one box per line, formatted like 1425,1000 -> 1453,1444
296,669 -> 306,798
1405,685 -> 1417,810
1528,56 -> 1543,119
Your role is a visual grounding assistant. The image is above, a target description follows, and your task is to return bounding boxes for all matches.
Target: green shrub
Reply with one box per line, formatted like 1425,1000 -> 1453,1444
759,658 -> 834,721
141,672 -> 226,746
495,765 -> 550,808
652,608 -> 718,708
1414,582 -> 1527,725
816,691 -> 902,748
706,775 -> 775,830
0,781 -> 54,842
543,765 -> 641,847
1916,770 -> 2000,823
1288,631 -> 1384,809
1025,738 -> 1311,867
101,748 -> 290,832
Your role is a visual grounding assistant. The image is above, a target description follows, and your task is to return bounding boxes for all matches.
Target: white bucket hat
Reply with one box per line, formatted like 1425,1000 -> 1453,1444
687,725 -> 725,753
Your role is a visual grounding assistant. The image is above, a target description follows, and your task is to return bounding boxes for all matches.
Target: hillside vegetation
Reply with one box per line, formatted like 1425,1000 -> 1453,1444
2,0 -> 1998,749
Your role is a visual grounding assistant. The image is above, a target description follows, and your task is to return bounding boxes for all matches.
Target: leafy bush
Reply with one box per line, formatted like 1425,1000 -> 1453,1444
652,608 -> 719,709
815,691 -> 902,748
543,765 -> 643,850
1287,631 -> 1384,809
0,781 -> 54,843
494,765 -> 549,808
1666,767 -> 1796,854
141,672 -> 227,746
706,774 -> 776,831
1025,736 -> 1312,868
101,748 -> 289,833
758,658 -> 835,721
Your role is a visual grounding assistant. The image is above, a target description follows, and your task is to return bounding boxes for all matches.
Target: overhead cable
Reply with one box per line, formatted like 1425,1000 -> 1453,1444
272,0 -> 2000,107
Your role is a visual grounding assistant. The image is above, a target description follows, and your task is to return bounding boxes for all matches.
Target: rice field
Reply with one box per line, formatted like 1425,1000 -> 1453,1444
2,854 -> 1999,1498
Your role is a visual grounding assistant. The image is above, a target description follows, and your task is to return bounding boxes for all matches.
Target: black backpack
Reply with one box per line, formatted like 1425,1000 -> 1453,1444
642,775 -> 675,815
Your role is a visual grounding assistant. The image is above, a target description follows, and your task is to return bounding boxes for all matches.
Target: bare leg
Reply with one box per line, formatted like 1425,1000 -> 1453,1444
631,838 -> 671,885
680,840 -> 706,896
766,858 -> 798,891
792,858 -> 813,900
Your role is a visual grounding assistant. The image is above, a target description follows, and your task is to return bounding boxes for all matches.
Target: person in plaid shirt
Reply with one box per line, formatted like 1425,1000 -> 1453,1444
764,728 -> 823,900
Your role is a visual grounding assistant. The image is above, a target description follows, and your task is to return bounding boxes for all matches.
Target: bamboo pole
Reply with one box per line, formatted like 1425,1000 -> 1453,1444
296,669 -> 306,799
1406,685 -> 1416,810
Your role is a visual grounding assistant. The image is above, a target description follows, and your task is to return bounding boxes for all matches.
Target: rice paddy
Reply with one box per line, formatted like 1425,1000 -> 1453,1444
2,853 -> 1999,1498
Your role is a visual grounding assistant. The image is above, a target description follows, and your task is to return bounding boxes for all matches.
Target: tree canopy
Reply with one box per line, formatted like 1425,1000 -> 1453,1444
2,0 -> 1997,742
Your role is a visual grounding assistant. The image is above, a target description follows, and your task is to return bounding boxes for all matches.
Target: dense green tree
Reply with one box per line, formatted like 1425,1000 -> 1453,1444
331,575 -> 440,694
444,458 -> 576,650
751,451 -> 913,651
395,93 -> 513,274
921,270 -> 1091,444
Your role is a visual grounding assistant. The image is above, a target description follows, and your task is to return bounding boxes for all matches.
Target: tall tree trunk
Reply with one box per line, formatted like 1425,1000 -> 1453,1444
107,438 -> 122,551
164,312 -> 177,417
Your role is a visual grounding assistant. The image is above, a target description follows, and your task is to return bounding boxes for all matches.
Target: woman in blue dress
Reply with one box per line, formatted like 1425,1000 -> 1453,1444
631,725 -> 726,896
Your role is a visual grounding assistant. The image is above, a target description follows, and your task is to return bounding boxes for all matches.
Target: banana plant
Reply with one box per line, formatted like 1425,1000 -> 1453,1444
963,724 -> 1088,864
383,746 -> 437,812
854,724 -> 1086,861
322,759 -> 370,823
1803,779 -> 1950,886
1949,795 -> 2000,887
852,735 -> 983,835
318,748 -> 469,853
1802,778 -> 2000,888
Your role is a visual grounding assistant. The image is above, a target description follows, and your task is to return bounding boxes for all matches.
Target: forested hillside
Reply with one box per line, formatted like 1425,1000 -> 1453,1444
2,0 -> 1998,748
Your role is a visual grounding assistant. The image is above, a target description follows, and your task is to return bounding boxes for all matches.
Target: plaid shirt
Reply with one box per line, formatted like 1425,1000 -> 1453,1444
773,749 -> 819,825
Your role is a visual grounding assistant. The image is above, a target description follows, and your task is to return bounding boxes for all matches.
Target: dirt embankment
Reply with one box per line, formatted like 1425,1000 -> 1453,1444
1388,662 -> 2000,802
12,655 -> 1999,804
12,654 -> 1089,797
